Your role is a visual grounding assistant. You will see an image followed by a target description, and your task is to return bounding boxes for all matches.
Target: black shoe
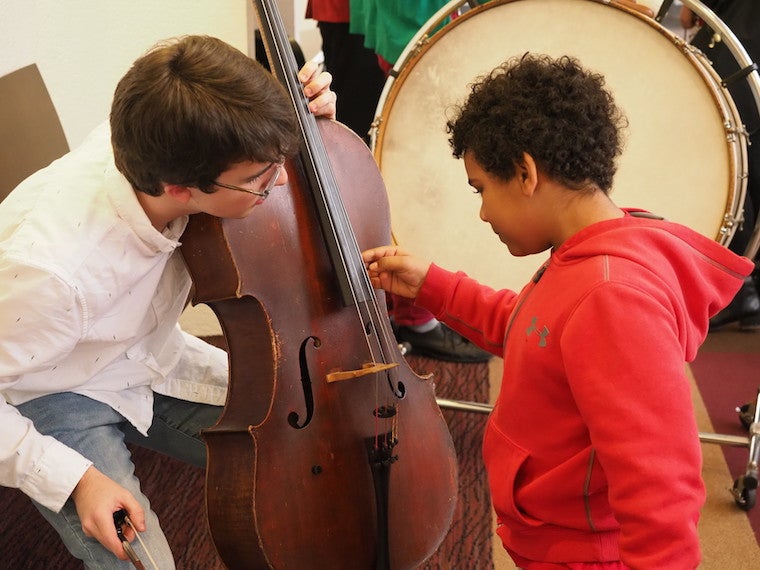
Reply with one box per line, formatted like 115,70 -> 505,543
395,323 -> 492,363
709,276 -> 760,331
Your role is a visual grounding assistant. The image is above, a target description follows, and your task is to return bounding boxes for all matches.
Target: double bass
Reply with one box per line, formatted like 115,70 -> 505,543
180,1 -> 458,568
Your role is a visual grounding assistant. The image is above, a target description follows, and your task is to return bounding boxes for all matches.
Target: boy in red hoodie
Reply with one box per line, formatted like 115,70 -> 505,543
363,53 -> 753,569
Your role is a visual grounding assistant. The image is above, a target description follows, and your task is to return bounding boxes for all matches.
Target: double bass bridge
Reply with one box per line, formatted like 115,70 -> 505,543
326,361 -> 399,382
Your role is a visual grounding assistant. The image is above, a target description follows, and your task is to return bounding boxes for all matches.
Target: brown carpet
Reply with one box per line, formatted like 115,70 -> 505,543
411,355 -> 493,570
0,354 -> 491,569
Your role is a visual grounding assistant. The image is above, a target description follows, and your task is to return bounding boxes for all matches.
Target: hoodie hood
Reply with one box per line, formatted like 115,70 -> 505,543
552,209 -> 753,359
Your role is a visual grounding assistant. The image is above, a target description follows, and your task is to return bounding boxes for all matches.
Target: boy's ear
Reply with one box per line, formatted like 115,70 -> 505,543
518,152 -> 539,196
163,183 -> 194,204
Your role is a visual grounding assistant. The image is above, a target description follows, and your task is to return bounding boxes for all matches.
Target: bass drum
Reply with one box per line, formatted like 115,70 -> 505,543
371,0 -> 748,291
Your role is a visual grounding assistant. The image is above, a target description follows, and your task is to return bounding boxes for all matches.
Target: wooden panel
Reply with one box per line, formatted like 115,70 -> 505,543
0,64 -> 69,201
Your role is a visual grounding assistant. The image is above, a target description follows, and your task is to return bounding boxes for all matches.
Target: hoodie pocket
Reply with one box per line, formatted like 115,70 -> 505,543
483,417 -> 543,528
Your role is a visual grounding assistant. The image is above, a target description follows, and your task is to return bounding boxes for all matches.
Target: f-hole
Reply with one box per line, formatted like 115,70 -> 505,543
288,335 -> 320,429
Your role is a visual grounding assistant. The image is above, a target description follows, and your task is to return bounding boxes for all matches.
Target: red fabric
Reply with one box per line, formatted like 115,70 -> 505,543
416,209 -> 753,568
388,294 -> 434,326
305,0 -> 349,23
377,55 -> 393,76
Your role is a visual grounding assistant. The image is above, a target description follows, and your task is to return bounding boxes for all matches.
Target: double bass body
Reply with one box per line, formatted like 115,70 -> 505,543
181,118 -> 458,569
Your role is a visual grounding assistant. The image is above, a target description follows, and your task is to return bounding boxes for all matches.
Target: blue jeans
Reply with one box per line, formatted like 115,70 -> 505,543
16,392 -> 222,569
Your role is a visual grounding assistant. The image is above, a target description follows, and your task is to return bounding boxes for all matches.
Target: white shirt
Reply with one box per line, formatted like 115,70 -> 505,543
0,123 -> 228,512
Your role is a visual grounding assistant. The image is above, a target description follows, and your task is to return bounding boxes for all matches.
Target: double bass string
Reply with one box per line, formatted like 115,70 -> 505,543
252,7 -> 411,473
254,0 -> 403,379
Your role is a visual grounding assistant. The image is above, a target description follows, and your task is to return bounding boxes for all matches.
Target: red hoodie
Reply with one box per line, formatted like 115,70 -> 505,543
416,210 -> 753,568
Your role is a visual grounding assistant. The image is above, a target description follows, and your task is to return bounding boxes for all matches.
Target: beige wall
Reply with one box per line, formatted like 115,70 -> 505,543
0,0 -> 320,149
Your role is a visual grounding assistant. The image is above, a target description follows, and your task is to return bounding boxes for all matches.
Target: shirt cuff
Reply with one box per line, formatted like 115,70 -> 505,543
20,437 -> 92,513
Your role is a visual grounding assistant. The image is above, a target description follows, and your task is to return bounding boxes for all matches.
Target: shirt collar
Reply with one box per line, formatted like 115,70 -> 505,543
103,160 -> 187,253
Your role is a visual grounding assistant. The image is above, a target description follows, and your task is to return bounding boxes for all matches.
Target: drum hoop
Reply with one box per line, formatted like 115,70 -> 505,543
688,47 -> 749,244
680,0 -> 760,257
371,0 -> 750,245
370,0 -> 471,154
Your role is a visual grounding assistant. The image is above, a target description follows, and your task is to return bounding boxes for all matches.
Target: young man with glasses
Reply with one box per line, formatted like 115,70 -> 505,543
0,35 -> 336,568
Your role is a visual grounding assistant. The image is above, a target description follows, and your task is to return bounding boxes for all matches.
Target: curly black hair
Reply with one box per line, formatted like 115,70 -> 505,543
446,53 -> 627,193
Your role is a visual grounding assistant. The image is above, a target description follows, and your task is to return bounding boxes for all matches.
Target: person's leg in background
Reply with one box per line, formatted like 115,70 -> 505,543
316,14 -> 490,362
316,20 -> 385,144
389,295 -> 492,363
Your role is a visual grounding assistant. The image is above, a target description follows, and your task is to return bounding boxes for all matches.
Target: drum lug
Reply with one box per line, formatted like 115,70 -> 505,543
409,36 -> 432,60
726,123 -> 750,141
369,117 -> 383,151
723,211 -> 745,238
682,41 -> 708,63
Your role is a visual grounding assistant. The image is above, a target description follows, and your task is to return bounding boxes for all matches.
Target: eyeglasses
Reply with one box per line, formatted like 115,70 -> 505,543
212,161 -> 284,199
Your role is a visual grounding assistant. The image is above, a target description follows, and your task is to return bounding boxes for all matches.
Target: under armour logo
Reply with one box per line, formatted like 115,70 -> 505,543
525,317 -> 550,348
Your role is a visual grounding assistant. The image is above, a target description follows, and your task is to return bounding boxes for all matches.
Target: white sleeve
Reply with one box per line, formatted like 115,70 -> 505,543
0,259 -> 92,511
0,400 -> 92,512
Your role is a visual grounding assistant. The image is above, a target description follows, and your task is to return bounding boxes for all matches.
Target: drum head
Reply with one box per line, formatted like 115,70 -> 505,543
373,0 -> 745,290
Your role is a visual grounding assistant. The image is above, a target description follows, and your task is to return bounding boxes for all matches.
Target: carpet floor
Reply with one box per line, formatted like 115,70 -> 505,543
0,354 -> 492,569
4,328 -> 760,569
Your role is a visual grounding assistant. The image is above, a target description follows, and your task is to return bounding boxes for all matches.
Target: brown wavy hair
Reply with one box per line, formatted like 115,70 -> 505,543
111,35 -> 299,196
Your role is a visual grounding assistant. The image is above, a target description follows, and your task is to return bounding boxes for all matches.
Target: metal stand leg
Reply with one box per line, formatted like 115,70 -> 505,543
438,388 -> 760,511
730,388 -> 760,510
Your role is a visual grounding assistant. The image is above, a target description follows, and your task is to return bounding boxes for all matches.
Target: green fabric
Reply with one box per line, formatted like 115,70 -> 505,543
349,0 -> 451,65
